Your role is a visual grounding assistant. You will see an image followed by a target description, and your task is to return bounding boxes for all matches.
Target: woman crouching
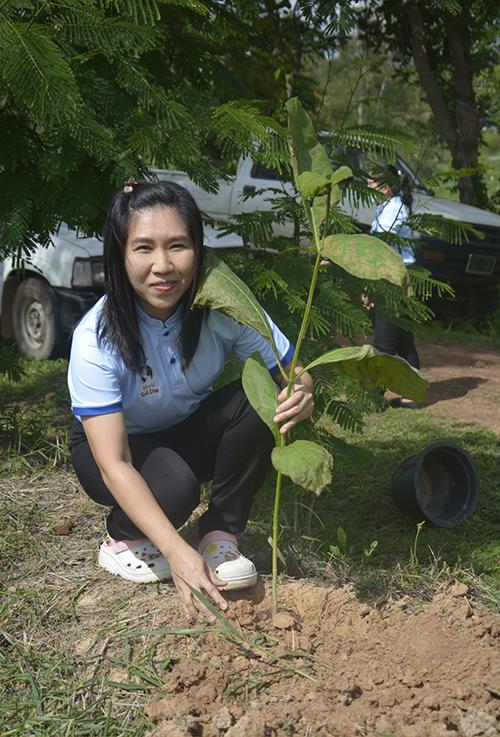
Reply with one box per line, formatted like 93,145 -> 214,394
67,180 -> 313,622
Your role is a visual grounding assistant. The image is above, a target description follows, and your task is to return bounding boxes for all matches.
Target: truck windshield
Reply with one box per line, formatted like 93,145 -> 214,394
252,146 -> 432,196
332,146 -> 432,195
395,157 -> 432,195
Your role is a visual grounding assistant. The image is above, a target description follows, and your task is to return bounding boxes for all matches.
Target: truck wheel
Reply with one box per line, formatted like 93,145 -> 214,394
431,288 -> 498,322
477,288 -> 499,317
12,278 -> 62,359
430,294 -> 478,322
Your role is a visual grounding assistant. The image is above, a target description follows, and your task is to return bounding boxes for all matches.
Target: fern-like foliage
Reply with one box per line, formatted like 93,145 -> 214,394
298,0 -> 358,40
409,213 -> 483,245
98,0 -> 163,25
409,266 -> 455,300
0,22 -> 84,127
326,127 -> 403,160
0,0 -> 302,256
208,101 -> 287,160
425,166 -> 483,189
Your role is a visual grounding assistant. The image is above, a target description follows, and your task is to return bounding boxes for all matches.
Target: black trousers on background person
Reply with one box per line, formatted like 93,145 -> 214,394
373,310 -> 420,369
69,380 -> 274,541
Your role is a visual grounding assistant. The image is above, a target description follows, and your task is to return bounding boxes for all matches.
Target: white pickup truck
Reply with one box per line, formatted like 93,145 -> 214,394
2,154 -> 500,358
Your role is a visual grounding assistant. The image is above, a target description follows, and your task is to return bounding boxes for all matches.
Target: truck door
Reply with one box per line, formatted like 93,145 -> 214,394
230,157 -> 296,239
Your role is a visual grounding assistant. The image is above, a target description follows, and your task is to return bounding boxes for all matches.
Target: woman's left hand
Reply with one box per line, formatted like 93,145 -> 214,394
273,368 -> 314,435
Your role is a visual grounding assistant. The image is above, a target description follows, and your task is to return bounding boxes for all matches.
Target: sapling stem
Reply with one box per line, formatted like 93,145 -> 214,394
271,189 -> 331,614
271,453 -> 285,613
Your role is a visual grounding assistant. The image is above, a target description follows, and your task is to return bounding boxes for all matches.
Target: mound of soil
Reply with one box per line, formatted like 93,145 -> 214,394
144,580 -> 499,737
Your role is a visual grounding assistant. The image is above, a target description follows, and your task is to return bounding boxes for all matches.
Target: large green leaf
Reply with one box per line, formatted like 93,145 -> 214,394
297,171 -> 332,199
286,97 -> 332,185
296,166 -> 353,202
242,356 -> 280,444
301,345 -> 427,403
194,250 -> 278,355
272,440 -> 332,496
330,165 -> 353,187
321,234 -> 409,291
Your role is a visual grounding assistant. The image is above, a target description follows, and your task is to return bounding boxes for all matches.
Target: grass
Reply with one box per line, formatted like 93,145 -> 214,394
1,351 -> 499,734
0,354 -> 72,476
247,409 -> 500,598
415,292 -> 500,348
0,473 -> 214,736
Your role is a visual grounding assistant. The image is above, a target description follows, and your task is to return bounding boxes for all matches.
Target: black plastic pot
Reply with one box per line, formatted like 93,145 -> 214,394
391,441 -> 480,528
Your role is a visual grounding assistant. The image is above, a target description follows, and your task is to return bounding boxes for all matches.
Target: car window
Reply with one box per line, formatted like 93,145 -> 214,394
396,157 -> 431,195
250,161 -> 281,181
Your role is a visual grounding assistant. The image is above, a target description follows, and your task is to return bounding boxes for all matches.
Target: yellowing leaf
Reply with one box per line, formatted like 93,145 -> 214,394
301,344 -> 427,403
321,234 -> 409,291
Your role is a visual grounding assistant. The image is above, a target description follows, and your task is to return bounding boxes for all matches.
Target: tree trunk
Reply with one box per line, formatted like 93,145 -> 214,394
444,12 -> 488,207
286,15 -> 304,99
407,4 -> 487,206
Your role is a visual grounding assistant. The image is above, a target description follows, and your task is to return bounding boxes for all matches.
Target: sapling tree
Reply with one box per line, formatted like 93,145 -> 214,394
197,98 -> 428,613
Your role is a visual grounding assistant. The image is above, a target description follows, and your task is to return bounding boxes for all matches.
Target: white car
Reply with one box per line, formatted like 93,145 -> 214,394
0,223 -> 242,359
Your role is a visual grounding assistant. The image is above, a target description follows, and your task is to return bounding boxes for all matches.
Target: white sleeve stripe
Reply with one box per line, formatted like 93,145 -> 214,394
269,344 -> 295,376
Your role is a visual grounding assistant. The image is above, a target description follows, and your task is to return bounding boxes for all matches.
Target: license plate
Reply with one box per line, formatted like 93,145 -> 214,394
465,254 -> 496,276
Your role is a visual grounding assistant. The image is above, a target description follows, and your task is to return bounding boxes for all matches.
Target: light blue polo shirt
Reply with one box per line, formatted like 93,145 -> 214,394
68,297 -> 294,434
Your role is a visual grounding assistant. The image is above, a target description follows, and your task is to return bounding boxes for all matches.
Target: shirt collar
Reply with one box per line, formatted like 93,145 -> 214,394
135,300 -> 184,333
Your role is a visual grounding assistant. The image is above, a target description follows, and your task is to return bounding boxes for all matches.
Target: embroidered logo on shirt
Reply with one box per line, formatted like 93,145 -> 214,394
139,364 -> 160,398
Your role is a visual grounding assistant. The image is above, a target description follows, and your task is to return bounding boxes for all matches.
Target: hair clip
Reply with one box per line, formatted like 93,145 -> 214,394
123,177 -> 137,194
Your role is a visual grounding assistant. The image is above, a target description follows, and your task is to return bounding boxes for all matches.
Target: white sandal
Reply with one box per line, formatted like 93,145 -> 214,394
98,537 -> 171,583
199,531 -> 257,591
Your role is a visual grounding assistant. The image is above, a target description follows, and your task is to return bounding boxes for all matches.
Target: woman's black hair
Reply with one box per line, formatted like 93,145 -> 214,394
97,180 -> 206,374
383,164 -> 413,211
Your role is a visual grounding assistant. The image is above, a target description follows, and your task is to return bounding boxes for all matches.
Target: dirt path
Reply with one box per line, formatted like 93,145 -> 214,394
397,341 -> 500,434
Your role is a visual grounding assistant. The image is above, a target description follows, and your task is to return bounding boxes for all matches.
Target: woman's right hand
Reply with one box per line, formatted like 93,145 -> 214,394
168,542 -> 228,623
361,292 -> 374,310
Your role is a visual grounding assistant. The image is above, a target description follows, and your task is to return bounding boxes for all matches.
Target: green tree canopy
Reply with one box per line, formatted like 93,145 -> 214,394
0,0 -> 294,258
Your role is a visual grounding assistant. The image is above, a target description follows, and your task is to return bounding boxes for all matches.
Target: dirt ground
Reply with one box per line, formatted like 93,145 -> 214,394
138,581 -> 499,737
394,341 -> 500,435
4,341 -> 500,737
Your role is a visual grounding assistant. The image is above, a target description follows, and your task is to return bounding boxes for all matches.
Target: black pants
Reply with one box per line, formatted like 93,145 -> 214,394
373,311 -> 420,369
69,381 -> 274,541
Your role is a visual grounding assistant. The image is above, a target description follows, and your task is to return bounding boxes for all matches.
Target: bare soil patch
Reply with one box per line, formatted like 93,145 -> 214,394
405,341 -> 500,435
143,581 -> 499,737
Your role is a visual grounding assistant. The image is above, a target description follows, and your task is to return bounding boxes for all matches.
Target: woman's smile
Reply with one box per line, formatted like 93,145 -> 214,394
150,280 -> 177,292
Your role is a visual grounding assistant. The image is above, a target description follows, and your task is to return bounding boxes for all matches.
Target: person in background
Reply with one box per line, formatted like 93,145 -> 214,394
67,180 -> 314,622
367,164 -> 421,409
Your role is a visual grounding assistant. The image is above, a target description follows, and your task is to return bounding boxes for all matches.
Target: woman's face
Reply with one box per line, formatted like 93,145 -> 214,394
124,205 -> 196,321
367,177 -> 393,198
